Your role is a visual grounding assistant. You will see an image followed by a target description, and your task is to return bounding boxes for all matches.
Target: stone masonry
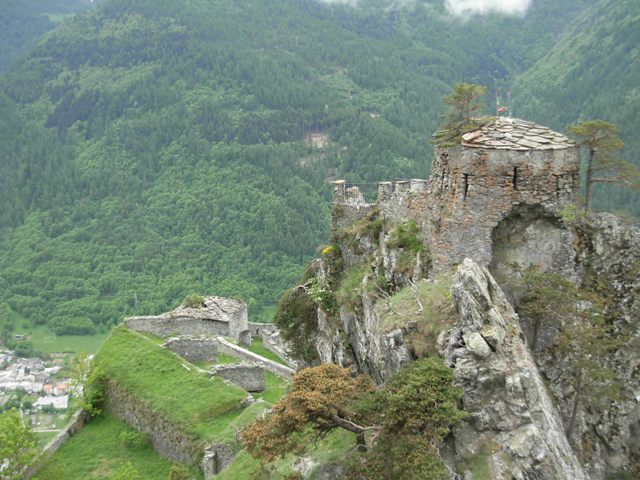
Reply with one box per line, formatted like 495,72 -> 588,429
125,296 -> 250,345
209,363 -> 265,392
163,336 -> 218,362
331,117 -> 580,273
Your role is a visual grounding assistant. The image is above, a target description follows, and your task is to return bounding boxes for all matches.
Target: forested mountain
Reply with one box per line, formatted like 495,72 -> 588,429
0,0 -> 95,73
514,0 -> 640,216
0,0 -> 630,340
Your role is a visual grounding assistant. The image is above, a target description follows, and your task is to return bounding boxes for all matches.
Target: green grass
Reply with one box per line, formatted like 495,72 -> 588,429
247,337 -> 288,366
34,430 -> 60,448
17,324 -> 109,354
254,372 -> 289,405
95,327 -> 247,440
216,429 -> 356,480
32,414 -> 197,480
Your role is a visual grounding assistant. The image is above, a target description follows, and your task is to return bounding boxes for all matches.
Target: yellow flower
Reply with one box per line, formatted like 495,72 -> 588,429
322,245 -> 334,255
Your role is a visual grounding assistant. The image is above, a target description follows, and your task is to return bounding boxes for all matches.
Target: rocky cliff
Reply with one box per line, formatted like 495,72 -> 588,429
278,118 -> 640,478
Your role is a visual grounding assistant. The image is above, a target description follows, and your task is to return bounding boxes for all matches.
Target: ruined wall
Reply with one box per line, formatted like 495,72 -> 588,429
214,337 -> 294,381
210,363 -> 265,392
163,336 -> 218,362
25,411 -> 88,479
125,316 -> 230,340
424,146 -> 579,271
102,379 -> 203,465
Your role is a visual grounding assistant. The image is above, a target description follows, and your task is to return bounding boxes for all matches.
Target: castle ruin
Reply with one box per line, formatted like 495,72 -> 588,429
332,117 -> 580,276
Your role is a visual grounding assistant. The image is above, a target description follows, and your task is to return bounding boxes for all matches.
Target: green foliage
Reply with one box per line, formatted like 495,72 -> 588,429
118,430 -> 150,449
110,461 -> 142,480
0,0 -> 608,340
379,276 -> 455,358
0,409 -> 39,480
273,286 -> 319,364
567,119 -> 638,210
516,269 -> 622,438
336,265 -> 372,312
434,83 -> 490,147
181,294 -> 205,309
514,0 -> 640,216
350,358 -> 465,480
168,463 -> 193,480
386,220 -> 423,252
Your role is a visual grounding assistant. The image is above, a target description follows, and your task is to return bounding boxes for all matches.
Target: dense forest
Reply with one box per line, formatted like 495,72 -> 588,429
1,0 -> 637,344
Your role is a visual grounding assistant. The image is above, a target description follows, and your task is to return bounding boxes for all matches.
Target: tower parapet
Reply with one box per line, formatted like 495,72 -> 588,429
425,117 -> 580,272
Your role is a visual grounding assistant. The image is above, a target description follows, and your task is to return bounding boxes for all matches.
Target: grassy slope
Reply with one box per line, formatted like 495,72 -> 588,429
32,413 -> 191,480
95,327 -> 248,440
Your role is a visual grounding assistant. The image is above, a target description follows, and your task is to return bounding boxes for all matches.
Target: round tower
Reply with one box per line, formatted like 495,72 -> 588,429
425,117 -> 580,272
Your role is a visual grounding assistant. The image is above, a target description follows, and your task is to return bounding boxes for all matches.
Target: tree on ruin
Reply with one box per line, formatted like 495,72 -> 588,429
434,82 -> 488,147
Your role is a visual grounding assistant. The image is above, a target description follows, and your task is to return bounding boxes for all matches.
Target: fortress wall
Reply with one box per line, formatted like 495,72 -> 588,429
423,146 -> 579,271
102,378 -> 203,465
125,316 -> 230,339
25,411 -> 88,479
214,337 -> 294,381
210,363 -> 265,392
163,336 -> 219,362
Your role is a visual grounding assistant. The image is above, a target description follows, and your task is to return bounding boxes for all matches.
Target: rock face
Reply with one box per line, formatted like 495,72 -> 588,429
442,259 -> 587,480
530,213 -> 640,478
312,119 -> 639,477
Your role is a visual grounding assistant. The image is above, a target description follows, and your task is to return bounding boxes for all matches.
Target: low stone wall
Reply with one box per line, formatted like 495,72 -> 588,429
163,336 -> 218,362
203,443 -> 236,479
125,316 -> 230,340
248,322 -> 279,337
102,378 -> 203,465
215,337 -> 294,381
25,410 -> 88,479
210,363 -> 264,392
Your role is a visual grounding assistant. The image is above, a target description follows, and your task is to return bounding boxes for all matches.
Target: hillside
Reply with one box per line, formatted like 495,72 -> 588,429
0,0 -> 95,73
0,0 -> 613,340
513,0 -> 640,215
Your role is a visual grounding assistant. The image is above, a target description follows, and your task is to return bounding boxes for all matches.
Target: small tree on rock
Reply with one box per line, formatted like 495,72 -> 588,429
434,82 -> 489,147
567,119 -> 639,211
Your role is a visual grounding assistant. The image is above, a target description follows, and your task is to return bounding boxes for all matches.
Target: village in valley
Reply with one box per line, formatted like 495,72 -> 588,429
0,348 -> 77,445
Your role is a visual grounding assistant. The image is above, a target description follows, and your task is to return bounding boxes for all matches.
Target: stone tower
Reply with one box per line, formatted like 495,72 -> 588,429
424,117 -> 580,273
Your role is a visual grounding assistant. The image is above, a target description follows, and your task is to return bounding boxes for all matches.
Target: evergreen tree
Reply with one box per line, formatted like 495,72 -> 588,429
567,120 -> 639,211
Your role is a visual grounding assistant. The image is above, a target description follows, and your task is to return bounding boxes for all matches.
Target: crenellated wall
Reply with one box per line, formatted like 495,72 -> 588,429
330,139 -> 579,274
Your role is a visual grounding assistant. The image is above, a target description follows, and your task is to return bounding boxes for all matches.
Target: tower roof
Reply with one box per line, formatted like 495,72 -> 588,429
461,117 -> 575,151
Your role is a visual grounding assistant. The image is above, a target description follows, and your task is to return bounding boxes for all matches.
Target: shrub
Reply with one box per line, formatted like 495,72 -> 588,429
118,430 -> 149,449
181,294 -> 204,308
273,287 -> 319,364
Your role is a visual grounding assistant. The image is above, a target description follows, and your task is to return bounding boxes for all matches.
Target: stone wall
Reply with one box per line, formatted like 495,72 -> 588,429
163,336 -> 218,362
102,378 -> 203,465
210,363 -> 264,392
214,337 -> 294,381
125,316 -> 230,340
247,322 -> 279,337
124,296 -> 250,345
424,146 -> 579,271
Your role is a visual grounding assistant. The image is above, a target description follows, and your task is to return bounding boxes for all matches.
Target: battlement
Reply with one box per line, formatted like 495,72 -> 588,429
330,117 -> 580,273
331,178 -> 428,206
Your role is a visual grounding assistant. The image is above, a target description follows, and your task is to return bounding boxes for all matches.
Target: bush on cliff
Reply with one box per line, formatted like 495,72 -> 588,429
241,358 -> 465,479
